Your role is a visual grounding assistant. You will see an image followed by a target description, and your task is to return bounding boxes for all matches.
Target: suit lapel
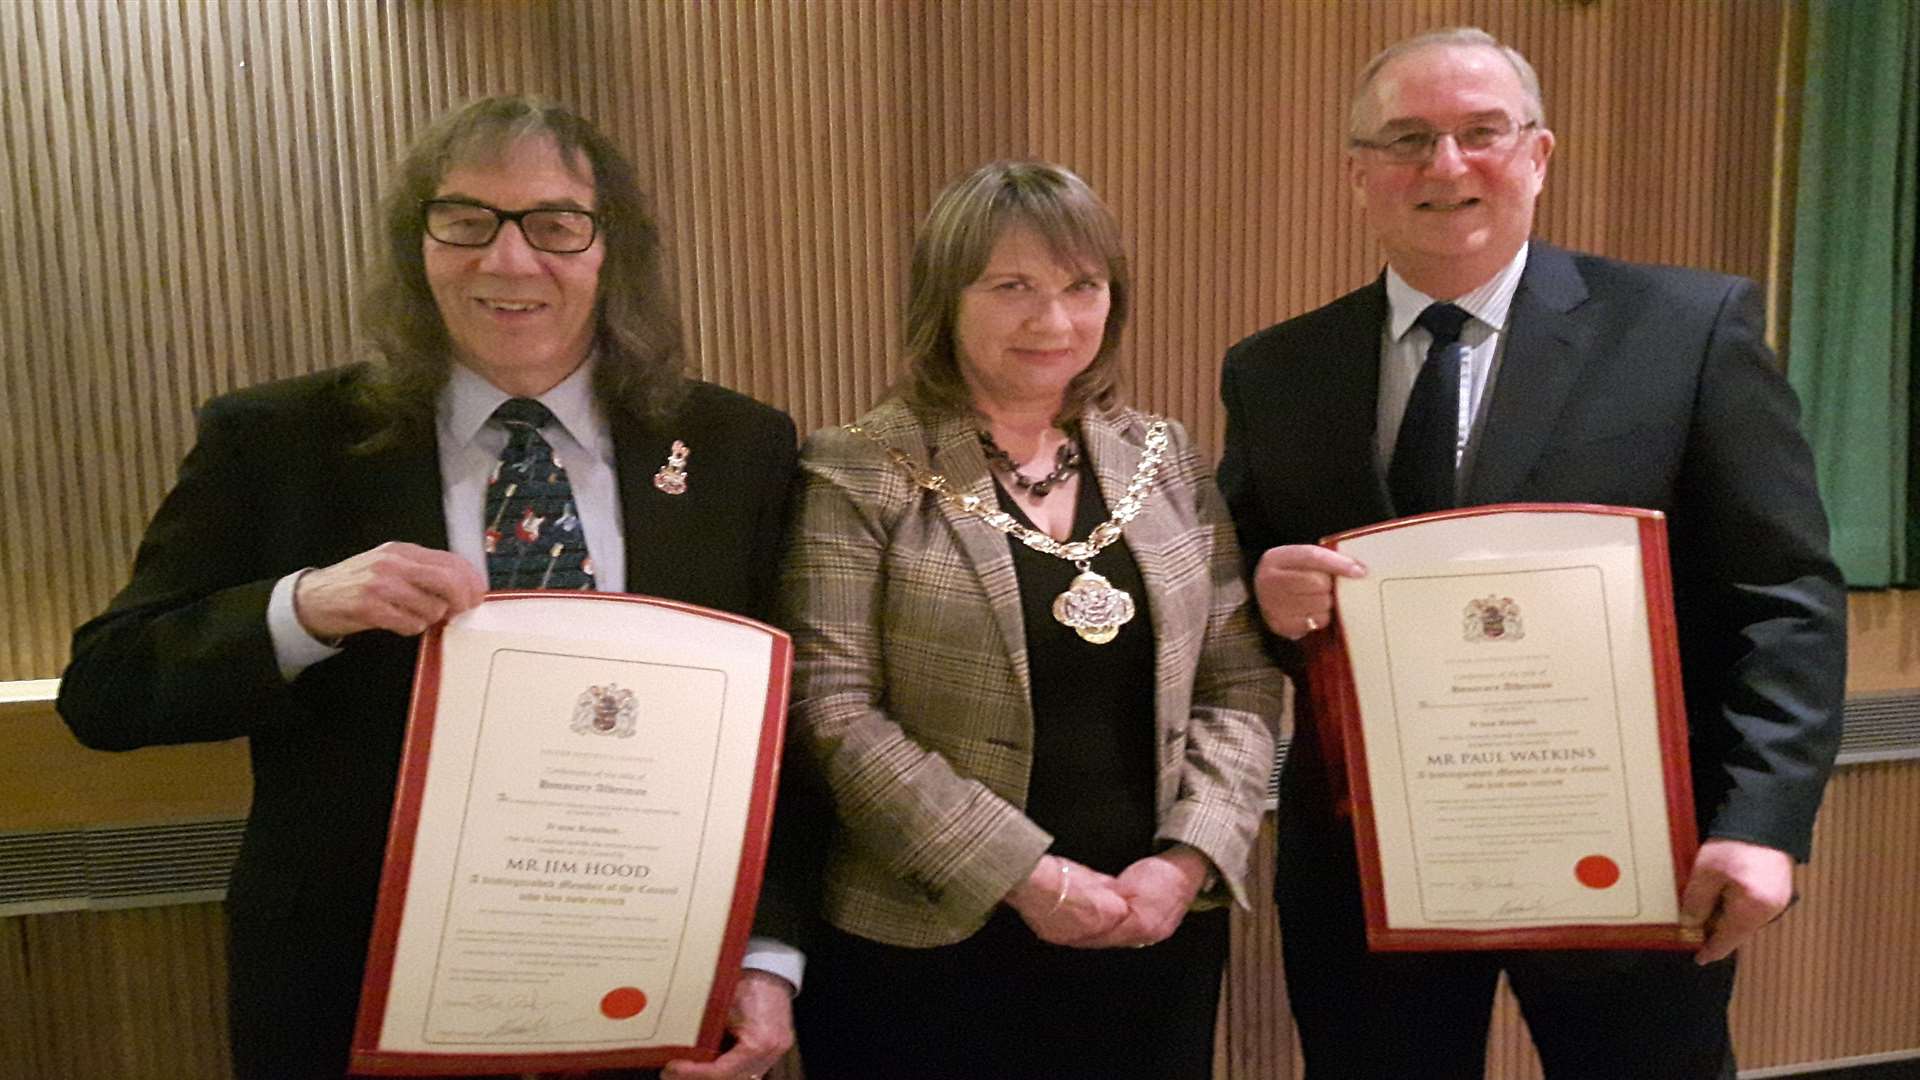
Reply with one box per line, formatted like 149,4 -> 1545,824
345,423 -> 448,554
611,408 -> 678,596
1312,280 -> 1396,523
1080,411 -> 1146,545
1464,243 -> 1595,505
1083,409 -> 1178,654
1087,408 -> 1168,565
923,412 -> 1035,700
1083,411 -> 1185,803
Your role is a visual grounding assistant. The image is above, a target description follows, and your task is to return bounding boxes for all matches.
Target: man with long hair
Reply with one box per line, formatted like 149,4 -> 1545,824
61,96 -> 802,1080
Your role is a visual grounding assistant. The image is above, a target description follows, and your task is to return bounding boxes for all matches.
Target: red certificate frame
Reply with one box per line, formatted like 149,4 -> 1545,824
1305,504 -> 1701,952
350,592 -> 791,1074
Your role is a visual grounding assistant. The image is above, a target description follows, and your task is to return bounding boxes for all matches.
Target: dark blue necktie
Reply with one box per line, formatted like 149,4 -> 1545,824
1388,302 -> 1472,517
483,398 -> 596,591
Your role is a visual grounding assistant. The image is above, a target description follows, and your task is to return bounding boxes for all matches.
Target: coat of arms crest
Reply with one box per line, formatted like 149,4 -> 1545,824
1463,595 -> 1524,642
572,683 -> 639,737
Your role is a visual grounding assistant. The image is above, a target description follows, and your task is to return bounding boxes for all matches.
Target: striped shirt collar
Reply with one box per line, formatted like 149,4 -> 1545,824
1385,241 -> 1530,342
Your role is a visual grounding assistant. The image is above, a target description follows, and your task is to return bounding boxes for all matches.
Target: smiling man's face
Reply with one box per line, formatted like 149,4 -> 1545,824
424,136 -> 605,397
1347,43 -> 1554,298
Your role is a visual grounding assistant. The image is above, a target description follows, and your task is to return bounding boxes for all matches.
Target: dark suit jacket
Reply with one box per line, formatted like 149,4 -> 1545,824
58,364 -> 803,1077
1218,242 -> 1846,869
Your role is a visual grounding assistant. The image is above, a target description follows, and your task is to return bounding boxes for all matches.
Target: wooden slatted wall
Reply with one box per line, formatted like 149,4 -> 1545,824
13,2 -> 1897,1079
3,0 -> 1790,683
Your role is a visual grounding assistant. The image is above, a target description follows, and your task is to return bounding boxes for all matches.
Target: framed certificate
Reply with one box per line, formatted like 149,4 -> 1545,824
1305,505 -> 1702,951
349,592 -> 791,1075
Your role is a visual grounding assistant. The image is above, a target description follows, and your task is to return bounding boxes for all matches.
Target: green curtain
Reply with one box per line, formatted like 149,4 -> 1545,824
1788,0 -> 1919,587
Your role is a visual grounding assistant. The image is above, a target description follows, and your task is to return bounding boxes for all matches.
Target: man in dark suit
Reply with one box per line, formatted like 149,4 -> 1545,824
1218,28 -> 1846,1079
59,97 -> 801,1080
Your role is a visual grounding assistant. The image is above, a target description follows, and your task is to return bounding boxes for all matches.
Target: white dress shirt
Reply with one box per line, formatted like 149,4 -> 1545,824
1374,242 -> 1530,495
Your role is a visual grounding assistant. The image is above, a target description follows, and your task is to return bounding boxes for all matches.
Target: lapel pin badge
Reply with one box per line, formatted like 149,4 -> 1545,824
653,439 -> 690,495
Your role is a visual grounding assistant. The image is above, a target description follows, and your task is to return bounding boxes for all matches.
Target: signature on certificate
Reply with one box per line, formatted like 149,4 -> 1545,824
1427,876 -> 1566,918
1428,874 -> 1522,894
1489,894 -> 1563,917
440,991 -> 584,1039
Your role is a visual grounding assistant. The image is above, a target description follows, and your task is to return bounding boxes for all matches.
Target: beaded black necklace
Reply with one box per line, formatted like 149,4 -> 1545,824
976,428 -> 1082,497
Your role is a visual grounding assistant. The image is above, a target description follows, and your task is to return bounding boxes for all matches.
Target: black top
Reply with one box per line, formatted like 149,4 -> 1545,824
994,459 -> 1159,876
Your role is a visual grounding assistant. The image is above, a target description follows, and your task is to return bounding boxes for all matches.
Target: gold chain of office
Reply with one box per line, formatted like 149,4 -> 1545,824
845,419 -> 1169,643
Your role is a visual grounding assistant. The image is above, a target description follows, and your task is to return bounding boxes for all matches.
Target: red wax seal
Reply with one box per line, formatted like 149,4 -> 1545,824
1575,855 -> 1621,889
600,987 -> 648,1019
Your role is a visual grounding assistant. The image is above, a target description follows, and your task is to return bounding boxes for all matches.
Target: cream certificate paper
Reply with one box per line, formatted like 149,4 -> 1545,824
368,595 -> 776,1056
1334,511 -> 1680,933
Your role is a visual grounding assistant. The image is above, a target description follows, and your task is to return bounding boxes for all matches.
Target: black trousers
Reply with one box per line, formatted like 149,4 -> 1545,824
1275,804 -> 1737,1080
796,908 -> 1230,1080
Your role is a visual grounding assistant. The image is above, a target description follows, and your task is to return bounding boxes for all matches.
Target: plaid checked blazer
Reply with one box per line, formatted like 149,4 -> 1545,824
778,398 -> 1283,948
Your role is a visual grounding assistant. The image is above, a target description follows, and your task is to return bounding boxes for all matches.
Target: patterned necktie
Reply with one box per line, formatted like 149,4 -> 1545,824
483,398 -> 596,590
1388,301 -> 1473,517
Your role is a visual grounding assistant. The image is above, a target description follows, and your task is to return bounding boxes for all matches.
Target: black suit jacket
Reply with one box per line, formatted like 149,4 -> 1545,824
1219,242 -> 1846,866
58,364 -> 805,1077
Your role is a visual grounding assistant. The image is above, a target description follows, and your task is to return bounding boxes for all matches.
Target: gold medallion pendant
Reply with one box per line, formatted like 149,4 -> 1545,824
1051,567 -> 1136,644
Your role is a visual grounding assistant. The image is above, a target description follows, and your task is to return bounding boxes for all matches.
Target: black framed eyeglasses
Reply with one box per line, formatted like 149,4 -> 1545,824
1350,118 -> 1539,165
421,198 -> 603,254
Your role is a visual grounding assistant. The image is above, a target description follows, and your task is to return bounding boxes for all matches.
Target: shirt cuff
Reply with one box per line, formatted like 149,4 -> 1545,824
267,570 -> 344,682
741,935 -> 804,995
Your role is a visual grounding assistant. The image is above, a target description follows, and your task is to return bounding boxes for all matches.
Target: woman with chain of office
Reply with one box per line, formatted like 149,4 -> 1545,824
776,160 -> 1282,1079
